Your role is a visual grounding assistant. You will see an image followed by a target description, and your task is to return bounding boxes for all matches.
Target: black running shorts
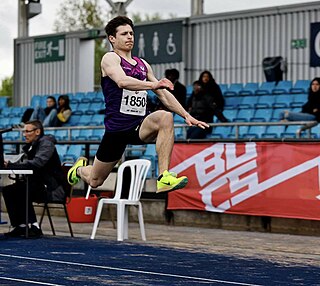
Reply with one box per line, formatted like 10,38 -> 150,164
96,123 -> 146,163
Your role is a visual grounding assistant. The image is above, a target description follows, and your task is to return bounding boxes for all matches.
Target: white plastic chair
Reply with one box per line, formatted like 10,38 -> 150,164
90,159 -> 151,241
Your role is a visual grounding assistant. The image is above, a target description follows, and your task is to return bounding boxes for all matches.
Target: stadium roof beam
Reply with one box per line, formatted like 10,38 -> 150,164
105,0 -> 134,17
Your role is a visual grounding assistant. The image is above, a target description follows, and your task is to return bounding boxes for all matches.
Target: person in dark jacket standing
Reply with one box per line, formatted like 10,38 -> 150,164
156,68 -> 187,111
279,77 -> 320,121
2,120 -> 67,238
187,81 -> 216,139
198,70 -> 228,123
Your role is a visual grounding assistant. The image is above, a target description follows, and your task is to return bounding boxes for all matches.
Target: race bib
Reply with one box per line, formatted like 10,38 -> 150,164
120,89 -> 147,116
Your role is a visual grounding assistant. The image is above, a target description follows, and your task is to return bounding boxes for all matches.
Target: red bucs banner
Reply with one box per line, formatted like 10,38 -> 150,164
168,142 -> 320,220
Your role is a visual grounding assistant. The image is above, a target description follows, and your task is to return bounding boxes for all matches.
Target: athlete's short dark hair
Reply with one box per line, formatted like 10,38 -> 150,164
105,16 -> 134,37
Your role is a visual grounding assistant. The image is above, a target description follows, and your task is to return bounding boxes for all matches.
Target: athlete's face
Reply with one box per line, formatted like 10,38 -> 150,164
109,24 -> 134,51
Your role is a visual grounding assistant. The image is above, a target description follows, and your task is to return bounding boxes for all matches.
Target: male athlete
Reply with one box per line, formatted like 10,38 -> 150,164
68,16 -> 209,193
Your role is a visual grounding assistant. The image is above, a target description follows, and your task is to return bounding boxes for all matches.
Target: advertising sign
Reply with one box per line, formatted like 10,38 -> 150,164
168,142 -> 320,220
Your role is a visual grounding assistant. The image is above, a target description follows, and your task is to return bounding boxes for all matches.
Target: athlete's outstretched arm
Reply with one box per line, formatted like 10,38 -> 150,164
143,60 -> 209,129
101,53 -> 173,91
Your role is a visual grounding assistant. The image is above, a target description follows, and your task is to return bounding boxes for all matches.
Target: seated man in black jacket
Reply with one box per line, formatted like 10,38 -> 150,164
2,120 -> 67,238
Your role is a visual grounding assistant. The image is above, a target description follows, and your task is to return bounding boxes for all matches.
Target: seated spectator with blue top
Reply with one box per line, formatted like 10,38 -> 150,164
26,95 -> 72,127
279,77 -> 320,122
29,96 -> 57,127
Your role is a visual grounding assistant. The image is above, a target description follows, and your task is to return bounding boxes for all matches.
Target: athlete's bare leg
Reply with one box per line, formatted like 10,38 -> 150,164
78,157 -> 119,188
139,110 -> 174,174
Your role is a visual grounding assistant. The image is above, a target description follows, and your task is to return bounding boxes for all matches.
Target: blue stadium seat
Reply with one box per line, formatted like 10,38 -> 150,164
70,129 -> 80,141
175,127 -> 186,139
282,125 -> 315,139
9,117 -> 22,126
2,131 -> 20,141
93,91 -> 104,103
141,144 -> 158,178
255,82 -> 276,95
78,115 -> 93,126
228,126 -> 249,138
255,95 -> 276,108
86,91 -> 97,101
0,96 -> 8,109
55,129 -> 69,141
219,84 -> 228,95
281,125 -> 299,138
0,117 -> 11,128
290,80 -> 310,94
262,125 -> 286,138
89,128 -> 104,140
75,129 -> 93,140
74,92 -> 88,103
90,114 -> 104,125
244,126 -> 267,138
234,109 -> 255,122
207,126 -> 232,138
62,145 -> 84,162
70,95 -> 80,104
311,124 -> 320,138
224,96 -> 242,109
126,144 -> 146,158
70,102 -> 78,112
92,97 -> 104,104
290,93 -> 307,108
10,107 -> 25,117
186,85 -> 193,96
89,144 -> 99,158
73,102 -> 91,115
272,80 -> 293,95
45,129 -> 56,137
223,109 -> 239,122
238,82 -> 259,96
86,102 -> 104,115
271,108 -> 286,121
64,115 -> 81,126
1,107 -> 13,117
56,145 -> 68,162
272,94 -> 292,108
30,95 -> 42,108
40,96 -> 48,108
251,108 -> 273,122
224,83 -> 243,96
237,96 -> 259,109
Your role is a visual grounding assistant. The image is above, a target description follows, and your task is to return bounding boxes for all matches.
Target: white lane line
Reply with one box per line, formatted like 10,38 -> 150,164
0,276 -> 64,286
0,253 -> 262,286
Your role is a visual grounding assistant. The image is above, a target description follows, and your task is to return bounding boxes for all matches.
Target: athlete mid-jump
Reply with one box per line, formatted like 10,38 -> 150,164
67,16 -> 209,193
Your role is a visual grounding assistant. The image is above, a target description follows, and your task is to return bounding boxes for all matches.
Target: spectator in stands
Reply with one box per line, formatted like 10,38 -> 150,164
187,80 -> 216,139
279,77 -> 320,122
56,95 -> 72,126
198,70 -> 228,123
67,16 -> 209,194
156,68 -> 187,111
27,95 -> 72,127
21,96 -> 57,127
2,120 -> 67,238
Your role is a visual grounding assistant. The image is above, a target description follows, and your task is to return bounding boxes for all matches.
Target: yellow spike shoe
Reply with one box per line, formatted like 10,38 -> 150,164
156,170 -> 188,193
